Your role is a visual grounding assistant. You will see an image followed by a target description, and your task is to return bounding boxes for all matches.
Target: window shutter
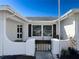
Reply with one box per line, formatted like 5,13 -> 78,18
53,24 -> 56,38
28,24 -> 31,37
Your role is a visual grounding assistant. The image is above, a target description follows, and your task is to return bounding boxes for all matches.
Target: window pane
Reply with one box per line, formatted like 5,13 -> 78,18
33,25 -> 41,36
20,28 -> 22,32
17,25 -> 19,27
20,25 -> 22,27
43,25 -> 52,36
20,34 -> 22,38
17,28 -> 19,33
17,25 -> 23,39
17,34 -> 19,38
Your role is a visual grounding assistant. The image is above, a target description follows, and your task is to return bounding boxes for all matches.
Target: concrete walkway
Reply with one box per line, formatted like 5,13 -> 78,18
36,51 -> 53,59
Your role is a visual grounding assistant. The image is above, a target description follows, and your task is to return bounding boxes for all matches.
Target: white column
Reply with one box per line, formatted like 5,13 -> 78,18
59,21 -> 60,39
41,25 -> 43,40
0,11 -> 7,56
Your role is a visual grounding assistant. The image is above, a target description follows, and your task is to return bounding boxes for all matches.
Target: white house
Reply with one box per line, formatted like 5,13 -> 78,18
0,5 -> 79,59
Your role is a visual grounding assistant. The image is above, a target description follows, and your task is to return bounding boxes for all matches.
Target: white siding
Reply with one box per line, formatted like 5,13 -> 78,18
56,22 -> 59,35
51,39 -> 70,59
0,10 -> 35,56
5,11 -> 28,41
23,23 -> 28,41
6,19 -> 23,41
0,11 -> 5,56
75,14 -> 79,50
60,16 -> 75,40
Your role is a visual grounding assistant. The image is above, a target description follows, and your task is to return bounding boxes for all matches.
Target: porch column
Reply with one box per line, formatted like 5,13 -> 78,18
0,11 -> 7,56
41,25 -> 43,39
59,20 -> 60,40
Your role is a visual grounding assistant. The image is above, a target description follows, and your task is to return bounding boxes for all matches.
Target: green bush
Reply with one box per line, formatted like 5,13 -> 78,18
60,47 -> 79,59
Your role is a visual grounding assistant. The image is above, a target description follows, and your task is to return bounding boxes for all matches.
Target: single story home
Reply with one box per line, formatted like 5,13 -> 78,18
0,5 -> 79,59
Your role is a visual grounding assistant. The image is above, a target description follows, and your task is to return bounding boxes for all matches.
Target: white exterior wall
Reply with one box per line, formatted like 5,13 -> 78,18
23,23 -> 28,41
60,16 -> 75,40
6,19 -> 23,41
0,10 -> 35,56
0,11 -> 6,56
75,14 -> 79,50
3,37 -> 35,56
51,39 -> 69,54
26,38 -> 35,56
51,39 -> 69,59
0,11 -> 26,56
5,11 -> 28,41
56,22 -> 59,35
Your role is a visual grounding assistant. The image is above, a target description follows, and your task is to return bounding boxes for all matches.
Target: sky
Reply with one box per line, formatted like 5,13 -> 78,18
0,0 -> 79,16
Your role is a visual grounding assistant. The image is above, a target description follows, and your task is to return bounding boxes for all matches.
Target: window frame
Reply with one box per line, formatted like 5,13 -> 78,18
17,25 -> 23,39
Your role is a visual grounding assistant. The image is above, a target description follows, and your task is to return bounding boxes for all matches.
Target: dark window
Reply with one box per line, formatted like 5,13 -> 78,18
20,28 -> 22,32
17,25 -> 19,27
20,34 -> 22,38
17,28 -> 19,33
20,25 -> 22,27
17,34 -> 19,38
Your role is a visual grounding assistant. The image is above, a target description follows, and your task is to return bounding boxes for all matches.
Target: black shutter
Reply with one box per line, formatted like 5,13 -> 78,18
53,24 -> 56,38
28,24 -> 31,37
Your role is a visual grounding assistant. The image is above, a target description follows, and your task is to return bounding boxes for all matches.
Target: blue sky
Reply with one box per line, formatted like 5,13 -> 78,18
0,0 -> 79,16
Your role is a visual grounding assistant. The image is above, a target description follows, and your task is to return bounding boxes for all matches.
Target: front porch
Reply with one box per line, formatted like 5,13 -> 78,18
0,37 -> 69,59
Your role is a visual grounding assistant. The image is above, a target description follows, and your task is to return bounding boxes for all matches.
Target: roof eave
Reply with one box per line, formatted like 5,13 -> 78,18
57,9 -> 79,21
0,5 -> 30,22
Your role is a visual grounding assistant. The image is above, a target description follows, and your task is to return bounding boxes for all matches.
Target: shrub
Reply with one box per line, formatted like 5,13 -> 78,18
60,49 -> 70,59
60,47 -> 79,59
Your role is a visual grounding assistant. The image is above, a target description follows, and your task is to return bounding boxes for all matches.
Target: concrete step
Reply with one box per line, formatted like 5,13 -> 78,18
36,51 -> 53,59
